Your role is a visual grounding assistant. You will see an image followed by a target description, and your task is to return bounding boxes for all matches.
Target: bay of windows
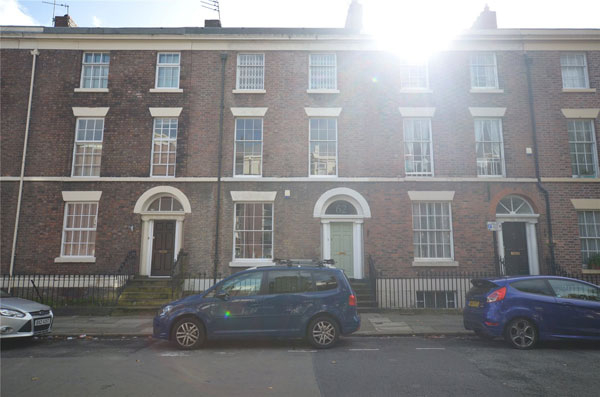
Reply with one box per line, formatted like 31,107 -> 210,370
234,118 -> 263,176
72,118 -> 104,177
151,118 -> 178,177
578,210 -> 600,265
309,118 -> 337,176
403,118 -> 433,176
236,54 -> 264,90
412,202 -> 453,259
561,53 -> 589,89
81,52 -> 109,89
309,54 -> 337,90
568,120 -> 598,178
234,203 -> 273,259
475,119 -> 505,176
470,53 -> 498,89
156,53 -> 180,89
61,202 -> 98,257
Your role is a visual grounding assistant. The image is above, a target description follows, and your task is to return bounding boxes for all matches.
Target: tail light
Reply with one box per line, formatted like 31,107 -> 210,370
486,287 -> 507,303
348,294 -> 357,306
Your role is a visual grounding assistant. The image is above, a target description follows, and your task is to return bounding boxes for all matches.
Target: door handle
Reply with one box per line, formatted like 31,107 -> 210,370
337,252 -> 346,255
158,250 -> 168,254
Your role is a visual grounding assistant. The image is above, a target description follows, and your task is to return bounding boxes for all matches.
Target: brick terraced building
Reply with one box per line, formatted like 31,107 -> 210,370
1,10 -> 599,288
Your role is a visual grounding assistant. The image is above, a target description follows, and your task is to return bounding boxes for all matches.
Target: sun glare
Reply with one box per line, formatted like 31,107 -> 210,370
363,1 -> 473,62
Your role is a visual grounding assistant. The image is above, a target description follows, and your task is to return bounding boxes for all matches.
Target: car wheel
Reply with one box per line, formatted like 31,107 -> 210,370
505,318 -> 538,350
172,317 -> 205,350
307,316 -> 339,349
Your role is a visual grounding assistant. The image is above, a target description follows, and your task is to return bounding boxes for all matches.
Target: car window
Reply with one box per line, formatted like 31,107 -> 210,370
219,272 -> 263,297
510,279 -> 554,296
547,279 -> 600,302
313,271 -> 338,291
267,270 -> 314,294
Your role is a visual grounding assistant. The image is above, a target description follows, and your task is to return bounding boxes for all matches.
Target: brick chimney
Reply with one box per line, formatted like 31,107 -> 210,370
204,19 -> 221,28
345,0 -> 363,32
54,14 -> 77,27
471,5 -> 497,29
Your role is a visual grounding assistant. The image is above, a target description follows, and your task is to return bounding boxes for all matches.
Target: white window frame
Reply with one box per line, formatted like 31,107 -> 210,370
60,201 -> 99,259
233,118 -> 263,177
411,201 -> 454,261
150,118 -> 178,177
403,118 -> 434,177
232,202 -> 274,262
474,118 -> 506,177
236,53 -> 265,91
155,52 -> 181,89
470,53 -> 499,89
399,62 -> 429,90
578,210 -> 600,266
561,53 -> 590,89
416,291 -> 457,309
71,118 -> 104,177
309,53 -> 337,90
80,52 -> 110,89
568,119 -> 598,178
309,118 -> 338,177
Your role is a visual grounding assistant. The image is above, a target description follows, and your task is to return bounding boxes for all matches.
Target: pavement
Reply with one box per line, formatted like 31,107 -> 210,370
50,312 -> 469,337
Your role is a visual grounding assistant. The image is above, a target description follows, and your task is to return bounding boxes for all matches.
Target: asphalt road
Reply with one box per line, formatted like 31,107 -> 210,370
1,335 -> 599,397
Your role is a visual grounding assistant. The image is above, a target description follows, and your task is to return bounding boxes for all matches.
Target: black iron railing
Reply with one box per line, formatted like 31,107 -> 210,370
1,251 -> 137,307
367,254 -> 377,301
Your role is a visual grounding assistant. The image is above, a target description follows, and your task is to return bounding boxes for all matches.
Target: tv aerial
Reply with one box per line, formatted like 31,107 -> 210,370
201,0 -> 221,20
42,0 -> 70,23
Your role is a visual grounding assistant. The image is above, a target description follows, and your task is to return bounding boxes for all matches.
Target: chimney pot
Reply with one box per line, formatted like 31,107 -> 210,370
204,19 -> 222,28
345,0 -> 363,32
54,14 -> 77,27
471,6 -> 497,29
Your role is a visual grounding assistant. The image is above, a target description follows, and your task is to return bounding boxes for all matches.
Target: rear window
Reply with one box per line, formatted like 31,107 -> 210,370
510,279 -> 554,296
468,279 -> 499,296
313,271 -> 338,291
267,270 -> 314,294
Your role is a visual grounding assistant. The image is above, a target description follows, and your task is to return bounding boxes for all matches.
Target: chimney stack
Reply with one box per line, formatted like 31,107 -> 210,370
204,19 -> 222,28
345,0 -> 363,33
471,5 -> 497,29
54,14 -> 77,27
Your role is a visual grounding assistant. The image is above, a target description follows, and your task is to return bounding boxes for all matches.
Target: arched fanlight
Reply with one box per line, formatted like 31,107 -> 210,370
325,200 -> 358,215
147,196 -> 184,212
496,195 -> 534,215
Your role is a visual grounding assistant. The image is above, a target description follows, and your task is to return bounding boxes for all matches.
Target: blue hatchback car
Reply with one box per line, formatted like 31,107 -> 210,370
464,275 -> 600,349
153,265 -> 360,349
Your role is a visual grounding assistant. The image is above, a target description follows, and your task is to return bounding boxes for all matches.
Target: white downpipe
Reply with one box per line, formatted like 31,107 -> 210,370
9,49 -> 39,292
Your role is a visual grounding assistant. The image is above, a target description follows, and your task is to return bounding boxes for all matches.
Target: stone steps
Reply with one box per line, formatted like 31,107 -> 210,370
115,277 -> 178,314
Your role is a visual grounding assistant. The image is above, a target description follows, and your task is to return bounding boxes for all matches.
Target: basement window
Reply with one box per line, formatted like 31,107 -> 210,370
416,291 -> 456,309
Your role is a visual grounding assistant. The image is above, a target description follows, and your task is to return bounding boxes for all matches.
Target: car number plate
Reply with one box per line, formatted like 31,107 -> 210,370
468,300 -> 480,308
34,318 -> 51,326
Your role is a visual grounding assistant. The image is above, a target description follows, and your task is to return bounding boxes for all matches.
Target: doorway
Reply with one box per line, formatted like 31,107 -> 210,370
502,222 -> 529,275
151,220 -> 176,276
330,222 -> 354,277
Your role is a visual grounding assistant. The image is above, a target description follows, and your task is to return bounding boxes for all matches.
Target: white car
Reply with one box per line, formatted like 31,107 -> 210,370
0,290 -> 53,338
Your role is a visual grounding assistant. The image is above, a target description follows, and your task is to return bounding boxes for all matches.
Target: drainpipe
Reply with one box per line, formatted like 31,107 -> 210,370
524,54 -> 556,275
213,53 -> 228,284
9,49 -> 39,292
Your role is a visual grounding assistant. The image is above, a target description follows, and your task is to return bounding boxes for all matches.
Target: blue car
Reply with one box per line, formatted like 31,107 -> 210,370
464,275 -> 600,349
153,265 -> 360,349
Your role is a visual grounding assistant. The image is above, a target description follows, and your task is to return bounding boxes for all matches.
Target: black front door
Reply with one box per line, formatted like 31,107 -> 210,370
503,222 -> 529,275
151,220 -> 176,276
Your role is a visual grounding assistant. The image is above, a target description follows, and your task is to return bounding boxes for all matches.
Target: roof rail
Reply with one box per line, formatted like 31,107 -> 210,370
273,258 -> 336,268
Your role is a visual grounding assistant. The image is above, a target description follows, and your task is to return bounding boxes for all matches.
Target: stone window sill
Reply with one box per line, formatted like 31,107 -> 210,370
412,260 -> 459,267
470,88 -> 504,94
307,89 -> 340,94
74,88 -> 109,93
149,88 -> 183,93
54,256 -> 96,263
232,89 -> 266,94
582,269 -> 600,274
562,88 -> 596,93
399,88 -> 433,94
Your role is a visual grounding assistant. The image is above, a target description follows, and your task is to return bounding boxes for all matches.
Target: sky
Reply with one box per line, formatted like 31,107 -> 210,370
2,0 -> 599,58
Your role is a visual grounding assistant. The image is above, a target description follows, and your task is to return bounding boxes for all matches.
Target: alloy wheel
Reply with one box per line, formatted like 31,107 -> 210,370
312,320 -> 336,346
508,319 -> 536,349
175,321 -> 200,348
